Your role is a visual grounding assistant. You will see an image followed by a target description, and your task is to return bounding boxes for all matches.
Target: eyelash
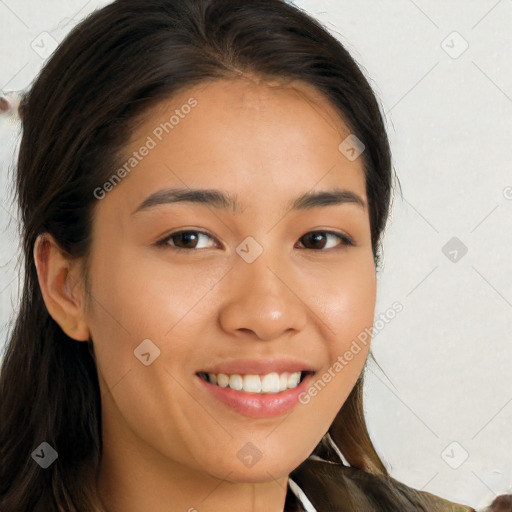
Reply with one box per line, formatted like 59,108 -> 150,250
155,229 -> 355,253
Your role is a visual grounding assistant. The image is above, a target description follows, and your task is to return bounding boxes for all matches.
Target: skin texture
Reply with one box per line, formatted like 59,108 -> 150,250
33,76 -> 377,512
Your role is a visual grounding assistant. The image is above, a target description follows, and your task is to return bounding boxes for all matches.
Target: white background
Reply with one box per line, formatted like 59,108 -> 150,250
1,1 -> 511,510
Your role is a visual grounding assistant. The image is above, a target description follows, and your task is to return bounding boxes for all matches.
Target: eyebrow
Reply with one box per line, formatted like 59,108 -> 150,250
131,186 -> 366,215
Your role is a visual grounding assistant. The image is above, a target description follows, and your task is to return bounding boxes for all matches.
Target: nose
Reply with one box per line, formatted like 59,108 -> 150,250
218,254 -> 308,341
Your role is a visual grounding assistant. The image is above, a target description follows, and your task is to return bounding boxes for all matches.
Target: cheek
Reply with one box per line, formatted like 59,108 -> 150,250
300,254 -> 376,417
331,260 -> 376,375
85,246 -> 227,388
309,251 -> 377,338
84,249 -> 217,458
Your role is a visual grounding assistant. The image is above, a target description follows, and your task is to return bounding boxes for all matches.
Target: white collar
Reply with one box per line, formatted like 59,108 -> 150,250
288,477 -> 318,512
287,433 -> 351,512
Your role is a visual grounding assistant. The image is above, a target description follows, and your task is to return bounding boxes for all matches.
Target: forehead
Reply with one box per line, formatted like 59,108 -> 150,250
102,76 -> 367,218
133,75 -> 354,145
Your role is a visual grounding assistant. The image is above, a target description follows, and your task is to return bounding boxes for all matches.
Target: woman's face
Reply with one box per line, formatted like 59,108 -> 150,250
85,77 -> 376,482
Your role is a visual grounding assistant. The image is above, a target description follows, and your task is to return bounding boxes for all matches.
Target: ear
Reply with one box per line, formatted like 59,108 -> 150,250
33,233 -> 91,342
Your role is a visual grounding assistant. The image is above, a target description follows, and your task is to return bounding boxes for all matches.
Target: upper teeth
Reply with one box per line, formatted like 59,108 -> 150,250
202,371 -> 303,393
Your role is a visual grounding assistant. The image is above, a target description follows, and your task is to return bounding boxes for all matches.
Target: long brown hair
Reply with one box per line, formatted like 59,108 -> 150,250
0,0 -> 395,509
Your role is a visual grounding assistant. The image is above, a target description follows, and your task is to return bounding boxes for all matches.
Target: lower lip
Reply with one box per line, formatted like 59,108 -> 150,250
196,373 -> 315,419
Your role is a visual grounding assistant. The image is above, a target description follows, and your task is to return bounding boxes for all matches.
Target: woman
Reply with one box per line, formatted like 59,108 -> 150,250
0,0 -> 478,510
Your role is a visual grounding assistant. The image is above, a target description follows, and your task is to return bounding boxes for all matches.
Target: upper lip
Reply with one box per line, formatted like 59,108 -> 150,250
197,358 -> 317,375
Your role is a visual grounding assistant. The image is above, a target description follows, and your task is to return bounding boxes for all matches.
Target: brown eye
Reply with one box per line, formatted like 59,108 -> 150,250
171,232 -> 199,249
157,230 -> 217,251
297,231 -> 354,250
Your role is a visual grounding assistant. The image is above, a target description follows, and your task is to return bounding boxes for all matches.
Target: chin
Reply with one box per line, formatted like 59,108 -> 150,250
227,466 -> 290,484
204,457 -> 295,484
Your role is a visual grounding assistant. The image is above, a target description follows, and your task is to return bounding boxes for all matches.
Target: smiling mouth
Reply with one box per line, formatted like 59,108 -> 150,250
196,370 -> 313,394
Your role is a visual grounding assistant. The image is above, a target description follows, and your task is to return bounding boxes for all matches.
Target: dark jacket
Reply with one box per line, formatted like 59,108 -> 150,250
286,456 -> 476,511
284,435 -> 476,512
